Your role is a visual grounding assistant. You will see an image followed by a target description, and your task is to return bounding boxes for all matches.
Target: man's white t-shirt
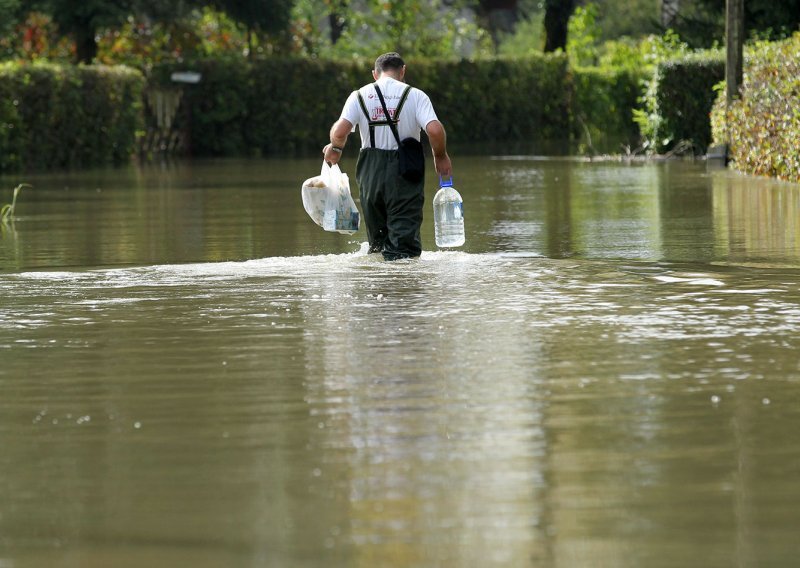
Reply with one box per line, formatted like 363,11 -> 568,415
339,76 -> 438,151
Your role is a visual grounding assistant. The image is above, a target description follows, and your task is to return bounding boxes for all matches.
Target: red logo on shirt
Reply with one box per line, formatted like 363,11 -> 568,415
371,107 -> 397,121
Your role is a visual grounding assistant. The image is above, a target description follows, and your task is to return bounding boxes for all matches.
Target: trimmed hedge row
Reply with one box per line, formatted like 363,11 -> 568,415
571,65 -> 644,152
149,58 -> 366,156
150,54 -> 642,157
0,62 -> 145,171
711,34 -> 800,182
0,53 -> 721,171
635,51 -> 725,154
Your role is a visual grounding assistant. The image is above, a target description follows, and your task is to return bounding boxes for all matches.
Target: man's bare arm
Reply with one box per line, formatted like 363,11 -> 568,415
323,118 -> 353,165
425,120 -> 452,177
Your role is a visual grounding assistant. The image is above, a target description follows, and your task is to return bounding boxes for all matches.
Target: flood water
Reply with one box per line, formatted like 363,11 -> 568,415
2,156 -> 800,567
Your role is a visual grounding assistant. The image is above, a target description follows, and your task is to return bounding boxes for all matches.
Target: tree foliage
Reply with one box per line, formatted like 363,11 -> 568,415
28,0 -> 207,62
36,0 -> 135,62
212,0 -> 293,35
134,0 -> 200,21
0,0 -> 22,36
95,7 -> 247,67
475,0 -> 519,46
211,0 -> 293,56
291,0 -> 492,59
566,3 -> 600,66
670,0 -> 800,48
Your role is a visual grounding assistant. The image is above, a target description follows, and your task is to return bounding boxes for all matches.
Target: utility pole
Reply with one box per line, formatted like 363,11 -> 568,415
725,0 -> 744,106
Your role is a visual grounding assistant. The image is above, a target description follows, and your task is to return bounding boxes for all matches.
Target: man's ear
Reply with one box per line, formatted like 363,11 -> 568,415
372,69 -> 379,80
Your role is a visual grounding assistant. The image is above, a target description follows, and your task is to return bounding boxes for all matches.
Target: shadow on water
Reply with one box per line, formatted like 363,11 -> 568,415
2,157 -> 800,566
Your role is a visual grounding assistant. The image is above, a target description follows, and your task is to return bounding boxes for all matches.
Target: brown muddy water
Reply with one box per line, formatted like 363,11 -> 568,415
1,156 -> 800,567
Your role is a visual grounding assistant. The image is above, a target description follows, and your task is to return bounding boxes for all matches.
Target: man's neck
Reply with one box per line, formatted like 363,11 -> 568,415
377,72 -> 402,82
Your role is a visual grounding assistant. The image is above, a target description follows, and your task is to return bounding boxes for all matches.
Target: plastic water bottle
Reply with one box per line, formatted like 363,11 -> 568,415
433,176 -> 465,248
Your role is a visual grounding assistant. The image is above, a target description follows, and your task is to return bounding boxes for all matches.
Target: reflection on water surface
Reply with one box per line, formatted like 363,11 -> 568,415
2,158 -> 800,567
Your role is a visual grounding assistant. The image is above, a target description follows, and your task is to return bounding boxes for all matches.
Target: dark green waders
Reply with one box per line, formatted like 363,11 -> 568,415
355,148 -> 425,261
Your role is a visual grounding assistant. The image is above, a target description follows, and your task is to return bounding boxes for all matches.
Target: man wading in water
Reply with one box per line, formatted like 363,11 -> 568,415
323,52 -> 453,260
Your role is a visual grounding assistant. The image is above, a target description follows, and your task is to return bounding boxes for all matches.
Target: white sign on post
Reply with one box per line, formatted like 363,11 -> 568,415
170,72 -> 202,84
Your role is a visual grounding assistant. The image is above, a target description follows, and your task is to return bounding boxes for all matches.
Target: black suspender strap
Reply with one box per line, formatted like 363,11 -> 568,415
373,84 -> 401,148
356,84 -> 413,148
356,91 -> 375,148
395,86 -> 412,119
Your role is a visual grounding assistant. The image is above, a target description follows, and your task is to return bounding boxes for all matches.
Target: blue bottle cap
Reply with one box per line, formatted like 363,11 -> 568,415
439,175 -> 454,188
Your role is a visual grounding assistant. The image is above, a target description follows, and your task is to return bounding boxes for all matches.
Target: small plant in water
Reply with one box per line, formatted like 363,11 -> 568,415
1,184 -> 32,221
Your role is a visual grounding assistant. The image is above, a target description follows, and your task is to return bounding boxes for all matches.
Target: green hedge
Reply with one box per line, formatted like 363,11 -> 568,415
711,34 -> 800,182
635,51 -> 724,154
150,54 -> 586,156
571,65 -> 645,152
0,62 -> 145,171
150,58 -> 367,156
0,55 -> 659,170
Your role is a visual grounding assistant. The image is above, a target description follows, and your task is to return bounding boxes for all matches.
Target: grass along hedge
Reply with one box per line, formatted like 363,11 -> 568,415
0,62 -> 145,172
711,34 -> 800,183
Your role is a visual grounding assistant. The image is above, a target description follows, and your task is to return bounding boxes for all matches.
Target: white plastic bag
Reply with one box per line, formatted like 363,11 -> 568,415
301,162 -> 361,234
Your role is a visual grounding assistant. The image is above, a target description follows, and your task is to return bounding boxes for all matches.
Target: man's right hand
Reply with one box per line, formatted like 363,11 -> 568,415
425,120 -> 452,177
434,153 -> 452,178
323,144 -> 341,165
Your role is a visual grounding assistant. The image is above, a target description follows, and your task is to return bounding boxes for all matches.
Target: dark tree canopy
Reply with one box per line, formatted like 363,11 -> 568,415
134,0 -> 200,22
37,0 -> 133,62
17,0 -> 800,64
211,0 -> 294,56
0,0 -> 22,35
478,0 -> 519,45
32,0 -> 202,63
671,0 -> 800,47
213,0 -> 293,36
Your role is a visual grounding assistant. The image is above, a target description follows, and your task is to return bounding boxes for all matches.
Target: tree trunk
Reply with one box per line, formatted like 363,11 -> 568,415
543,0 -> 576,52
661,0 -> 680,27
74,26 -> 97,64
329,1 -> 347,44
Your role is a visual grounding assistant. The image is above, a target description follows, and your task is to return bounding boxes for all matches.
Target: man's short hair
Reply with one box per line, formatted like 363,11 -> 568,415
374,52 -> 405,73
